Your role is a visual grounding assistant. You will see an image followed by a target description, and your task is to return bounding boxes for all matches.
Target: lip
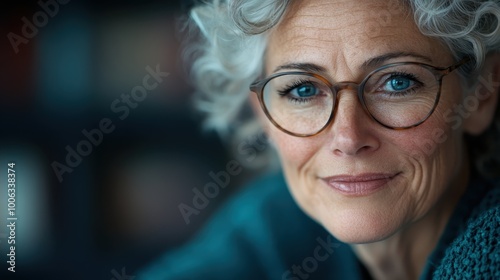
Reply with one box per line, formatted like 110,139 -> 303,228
321,173 -> 400,196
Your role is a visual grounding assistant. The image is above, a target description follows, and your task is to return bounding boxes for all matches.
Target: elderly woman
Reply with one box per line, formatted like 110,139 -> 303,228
140,0 -> 500,279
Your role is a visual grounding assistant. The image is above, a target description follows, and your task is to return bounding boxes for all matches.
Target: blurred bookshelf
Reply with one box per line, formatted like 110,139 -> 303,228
0,1 -> 258,279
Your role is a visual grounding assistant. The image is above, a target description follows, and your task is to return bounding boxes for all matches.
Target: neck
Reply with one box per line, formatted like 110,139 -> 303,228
351,157 -> 470,280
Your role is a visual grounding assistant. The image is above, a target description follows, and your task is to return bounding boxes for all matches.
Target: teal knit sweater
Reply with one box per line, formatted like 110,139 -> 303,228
138,172 -> 500,279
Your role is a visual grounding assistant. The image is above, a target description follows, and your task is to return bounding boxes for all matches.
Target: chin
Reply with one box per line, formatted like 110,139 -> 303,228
316,207 -> 403,244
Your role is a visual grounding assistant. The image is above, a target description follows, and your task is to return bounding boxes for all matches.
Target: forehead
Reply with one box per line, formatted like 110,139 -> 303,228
266,0 -> 451,75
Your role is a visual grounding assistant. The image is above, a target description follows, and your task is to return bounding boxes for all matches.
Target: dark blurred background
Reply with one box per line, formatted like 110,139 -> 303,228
0,1 -> 263,279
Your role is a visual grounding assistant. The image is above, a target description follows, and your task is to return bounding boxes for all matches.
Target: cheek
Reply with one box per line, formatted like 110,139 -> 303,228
404,83 -> 465,161
395,90 -> 465,213
269,128 -> 325,221
397,109 -> 462,182
270,129 -> 320,167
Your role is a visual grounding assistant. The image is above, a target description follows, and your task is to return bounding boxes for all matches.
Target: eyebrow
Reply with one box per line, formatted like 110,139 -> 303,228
272,51 -> 433,73
273,62 -> 327,73
362,51 -> 433,68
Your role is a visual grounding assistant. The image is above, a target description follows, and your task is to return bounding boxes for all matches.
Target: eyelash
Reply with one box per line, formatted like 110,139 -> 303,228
277,79 -> 318,104
383,72 -> 423,96
275,71 -> 423,102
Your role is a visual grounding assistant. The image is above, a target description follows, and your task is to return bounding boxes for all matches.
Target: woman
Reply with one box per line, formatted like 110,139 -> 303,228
140,0 -> 500,279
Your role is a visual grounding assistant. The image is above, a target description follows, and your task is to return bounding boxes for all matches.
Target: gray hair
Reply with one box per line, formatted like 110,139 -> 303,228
184,0 -> 500,177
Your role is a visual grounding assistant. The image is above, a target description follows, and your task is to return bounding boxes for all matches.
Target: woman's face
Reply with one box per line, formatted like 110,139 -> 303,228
263,0 -> 471,243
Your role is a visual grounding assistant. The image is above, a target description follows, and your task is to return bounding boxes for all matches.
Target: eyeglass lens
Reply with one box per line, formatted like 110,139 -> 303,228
262,64 -> 440,135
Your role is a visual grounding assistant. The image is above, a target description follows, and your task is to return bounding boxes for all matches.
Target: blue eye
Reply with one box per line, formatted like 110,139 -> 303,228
291,84 -> 318,97
384,76 -> 414,92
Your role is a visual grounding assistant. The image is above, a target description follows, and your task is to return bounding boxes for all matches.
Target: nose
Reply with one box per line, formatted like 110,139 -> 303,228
327,85 -> 380,156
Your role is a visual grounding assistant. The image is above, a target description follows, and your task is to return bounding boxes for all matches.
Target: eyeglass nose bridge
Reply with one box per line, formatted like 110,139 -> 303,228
329,80 -> 367,112
331,81 -> 363,97
322,80 -> 376,133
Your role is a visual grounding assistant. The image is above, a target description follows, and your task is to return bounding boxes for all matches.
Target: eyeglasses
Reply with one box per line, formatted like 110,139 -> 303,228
250,58 -> 469,137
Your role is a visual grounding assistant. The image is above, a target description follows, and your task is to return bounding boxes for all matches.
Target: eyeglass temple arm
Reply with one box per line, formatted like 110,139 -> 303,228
447,57 -> 471,73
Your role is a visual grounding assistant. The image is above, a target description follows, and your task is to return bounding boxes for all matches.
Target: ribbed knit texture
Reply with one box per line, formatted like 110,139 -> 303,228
432,184 -> 500,279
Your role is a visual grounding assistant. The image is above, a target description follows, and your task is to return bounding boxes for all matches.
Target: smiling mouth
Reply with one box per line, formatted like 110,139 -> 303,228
321,173 -> 400,196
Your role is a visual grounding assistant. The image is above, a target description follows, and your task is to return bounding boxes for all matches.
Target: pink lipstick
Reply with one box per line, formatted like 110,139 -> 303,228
322,173 -> 399,196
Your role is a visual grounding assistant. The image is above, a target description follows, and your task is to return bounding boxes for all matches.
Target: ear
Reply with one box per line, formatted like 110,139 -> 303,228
463,53 -> 500,135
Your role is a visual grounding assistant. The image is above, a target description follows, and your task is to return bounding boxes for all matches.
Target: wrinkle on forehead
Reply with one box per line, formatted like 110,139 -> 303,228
274,0 -> 412,45
266,0 -> 450,78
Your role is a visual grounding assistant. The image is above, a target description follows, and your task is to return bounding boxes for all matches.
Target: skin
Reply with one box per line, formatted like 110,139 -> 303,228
250,0 -> 500,279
